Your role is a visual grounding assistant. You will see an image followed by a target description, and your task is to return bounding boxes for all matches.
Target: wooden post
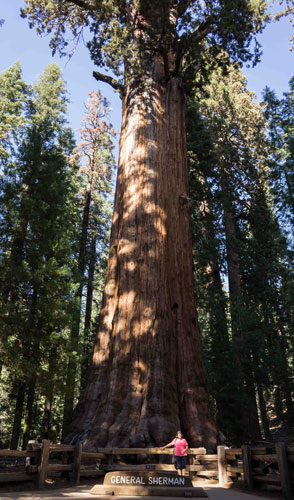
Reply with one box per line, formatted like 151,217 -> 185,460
36,439 -> 50,489
107,450 -> 114,465
276,442 -> 293,500
189,452 -> 193,477
25,440 -> 39,472
242,445 -> 254,491
217,446 -> 227,486
73,443 -> 82,485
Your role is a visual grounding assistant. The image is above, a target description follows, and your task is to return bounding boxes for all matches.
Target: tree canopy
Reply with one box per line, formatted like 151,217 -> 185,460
22,0 -> 267,91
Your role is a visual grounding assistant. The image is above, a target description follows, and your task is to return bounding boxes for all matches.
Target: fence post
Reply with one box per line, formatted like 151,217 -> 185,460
25,440 -> 39,472
73,443 -> 82,485
242,445 -> 254,491
36,439 -> 50,489
107,450 -> 113,465
217,446 -> 227,486
276,442 -> 293,500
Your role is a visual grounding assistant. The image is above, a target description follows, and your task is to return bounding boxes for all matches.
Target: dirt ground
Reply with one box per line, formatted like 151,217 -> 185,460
0,480 -> 284,500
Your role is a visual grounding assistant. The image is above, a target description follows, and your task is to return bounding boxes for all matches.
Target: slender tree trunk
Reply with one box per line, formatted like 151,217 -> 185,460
22,382 -> 36,449
220,169 -> 261,443
71,60 -> 217,451
277,326 -> 294,421
195,175 -> 238,438
264,313 -> 293,424
274,387 -> 284,423
80,236 -> 96,393
41,347 -> 57,439
22,286 -> 39,449
10,381 -> 26,449
62,189 -> 92,439
42,396 -> 53,439
256,381 -> 271,441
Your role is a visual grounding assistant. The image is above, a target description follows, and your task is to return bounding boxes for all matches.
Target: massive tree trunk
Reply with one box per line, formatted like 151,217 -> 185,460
71,58 -> 217,451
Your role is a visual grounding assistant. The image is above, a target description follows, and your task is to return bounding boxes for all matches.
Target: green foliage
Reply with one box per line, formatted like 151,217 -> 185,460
0,61 -> 28,160
188,62 -> 294,442
0,63 -> 115,447
21,0 -> 268,89
274,0 -> 294,49
263,78 -> 294,236
0,62 -> 79,447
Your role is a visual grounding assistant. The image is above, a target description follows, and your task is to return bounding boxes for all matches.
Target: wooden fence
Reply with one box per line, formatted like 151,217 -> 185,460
0,441 -> 104,488
218,443 -> 294,499
0,441 -> 293,498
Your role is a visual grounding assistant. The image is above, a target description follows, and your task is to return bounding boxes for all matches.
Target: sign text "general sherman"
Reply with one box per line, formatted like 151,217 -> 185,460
110,475 -> 185,486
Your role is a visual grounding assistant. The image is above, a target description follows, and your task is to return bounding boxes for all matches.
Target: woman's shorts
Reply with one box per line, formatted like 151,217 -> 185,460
175,455 -> 187,470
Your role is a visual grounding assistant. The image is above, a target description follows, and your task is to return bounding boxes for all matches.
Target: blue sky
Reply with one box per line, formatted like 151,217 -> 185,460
1,0 -> 294,149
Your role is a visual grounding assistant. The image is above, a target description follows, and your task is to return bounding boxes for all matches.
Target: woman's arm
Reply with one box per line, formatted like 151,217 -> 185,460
181,445 -> 188,454
161,441 -> 175,449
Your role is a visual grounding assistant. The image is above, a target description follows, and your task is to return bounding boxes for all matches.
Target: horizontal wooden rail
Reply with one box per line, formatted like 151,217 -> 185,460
0,449 -> 39,457
101,464 -> 176,472
96,447 -> 206,455
49,444 -> 75,452
251,447 -> 272,455
80,469 -> 105,477
196,470 -> 218,477
254,474 -> 281,485
47,463 -> 73,472
81,451 -> 105,459
196,454 -> 217,460
0,472 -> 33,482
226,466 -> 243,473
253,454 -> 278,462
225,448 -> 242,455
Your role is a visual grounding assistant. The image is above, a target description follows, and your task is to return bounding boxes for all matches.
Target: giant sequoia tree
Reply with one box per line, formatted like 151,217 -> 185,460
22,0 -> 267,450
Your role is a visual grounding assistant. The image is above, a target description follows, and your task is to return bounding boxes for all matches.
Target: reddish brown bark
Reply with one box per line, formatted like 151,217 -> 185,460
71,59 -> 217,451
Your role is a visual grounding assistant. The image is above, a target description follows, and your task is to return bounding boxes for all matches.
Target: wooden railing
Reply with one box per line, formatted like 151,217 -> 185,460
0,441 -> 293,498
218,443 -> 294,500
0,441 -> 105,488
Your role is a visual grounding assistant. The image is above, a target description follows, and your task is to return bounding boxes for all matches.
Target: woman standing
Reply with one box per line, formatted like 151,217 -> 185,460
161,430 -> 189,476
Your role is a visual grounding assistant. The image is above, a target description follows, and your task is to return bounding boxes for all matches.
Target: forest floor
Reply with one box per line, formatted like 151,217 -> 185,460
0,482 -> 283,500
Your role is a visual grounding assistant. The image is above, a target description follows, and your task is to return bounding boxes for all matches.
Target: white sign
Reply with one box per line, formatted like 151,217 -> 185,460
110,475 -> 185,486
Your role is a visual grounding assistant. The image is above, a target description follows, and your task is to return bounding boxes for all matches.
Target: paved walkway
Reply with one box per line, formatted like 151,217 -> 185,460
0,484 -> 279,500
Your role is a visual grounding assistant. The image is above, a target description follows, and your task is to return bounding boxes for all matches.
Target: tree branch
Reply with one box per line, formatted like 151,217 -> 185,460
194,17 -> 213,42
173,17 -> 212,76
64,0 -> 95,11
177,0 -> 192,17
93,71 -> 124,97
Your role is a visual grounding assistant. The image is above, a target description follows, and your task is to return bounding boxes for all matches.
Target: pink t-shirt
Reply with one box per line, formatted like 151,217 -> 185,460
171,437 -> 188,456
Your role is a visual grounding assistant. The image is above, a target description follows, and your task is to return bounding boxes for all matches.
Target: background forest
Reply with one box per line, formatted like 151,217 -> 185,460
0,1 -> 294,450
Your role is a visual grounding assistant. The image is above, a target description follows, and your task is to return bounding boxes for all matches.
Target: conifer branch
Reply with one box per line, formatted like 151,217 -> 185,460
93,71 -> 123,96
65,0 -> 95,11
194,17 -> 213,42
177,0 -> 192,17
